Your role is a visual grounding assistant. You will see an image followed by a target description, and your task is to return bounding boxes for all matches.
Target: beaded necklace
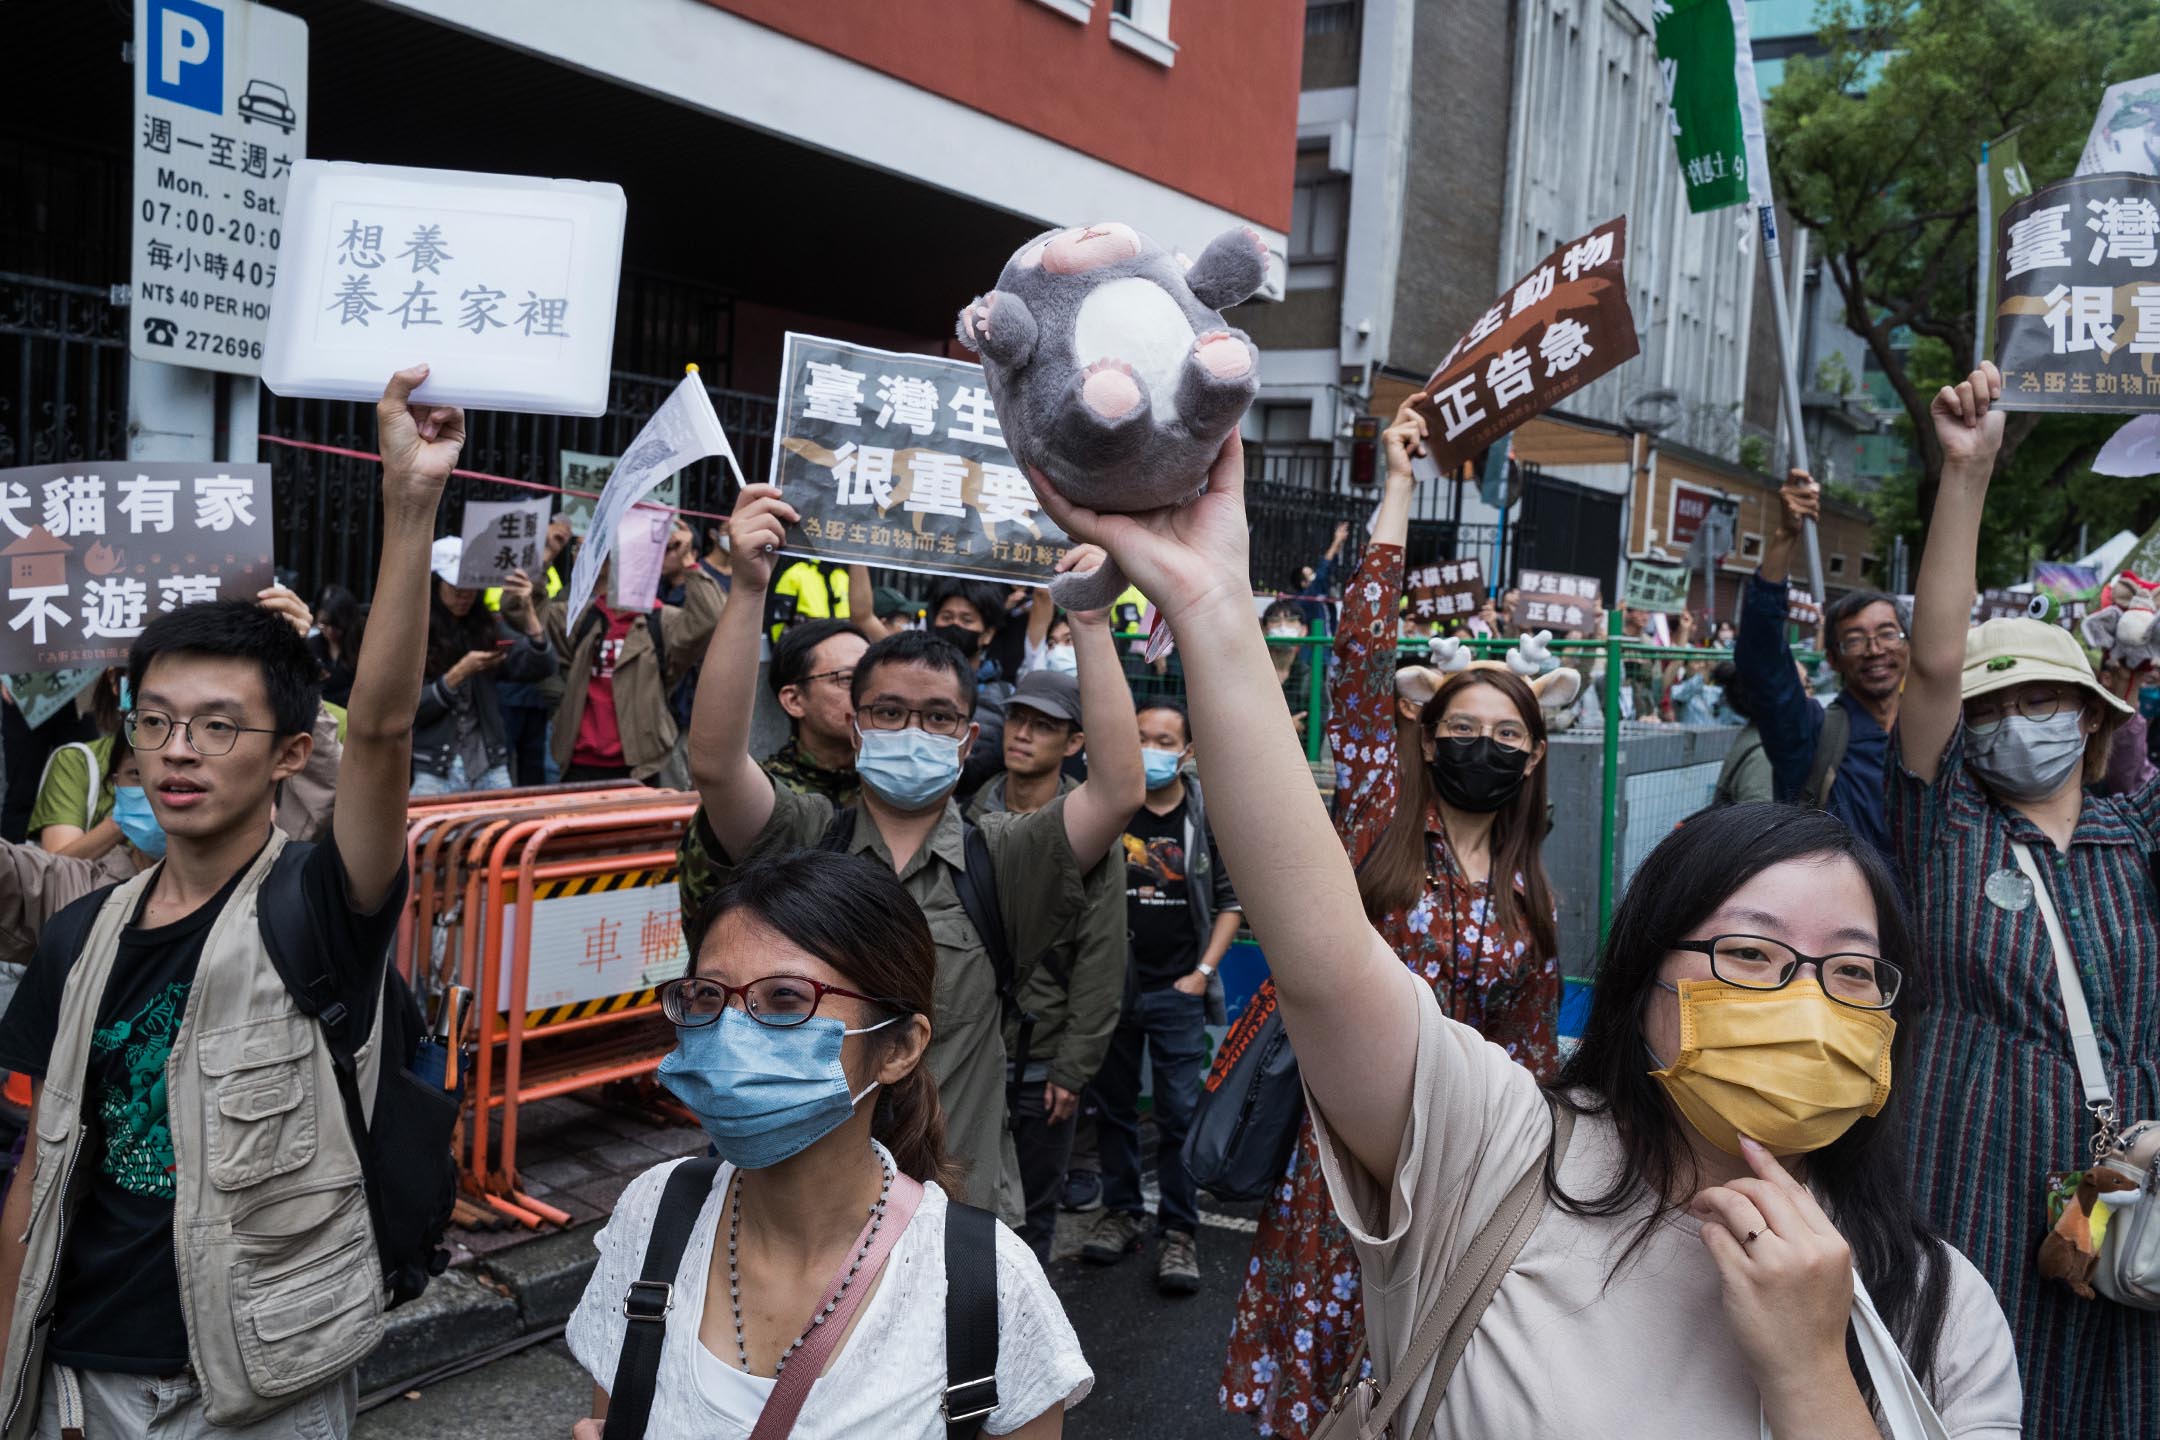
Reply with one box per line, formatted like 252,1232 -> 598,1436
727,1147 -> 896,1377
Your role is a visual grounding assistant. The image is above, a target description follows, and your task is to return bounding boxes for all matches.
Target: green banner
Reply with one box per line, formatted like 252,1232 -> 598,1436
1655,0 -> 1769,215
1978,132 -> 2034,365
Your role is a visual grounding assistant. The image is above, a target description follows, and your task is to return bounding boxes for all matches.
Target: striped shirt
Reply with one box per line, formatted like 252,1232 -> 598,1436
1890,720 -> 2160,1438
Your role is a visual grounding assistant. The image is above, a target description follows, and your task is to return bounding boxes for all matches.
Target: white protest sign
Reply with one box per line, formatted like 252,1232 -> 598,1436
262,160 -> 625,415
558,449 -> 678,538
455,497 -> 552,588
565,369 -> 740,622
610,507 -> 673,613
2078,76 -> 2160,177
131,0 -> 308,373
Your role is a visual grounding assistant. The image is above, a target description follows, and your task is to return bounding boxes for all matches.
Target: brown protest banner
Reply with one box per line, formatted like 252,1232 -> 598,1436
1995,173 -> 2160,413
1407,557 -> 1485,624
1509,568 -> 1603,633
1416,217 -> 1641,472
1787,594 -> 1823,631
0,461 -> 275,672
1976,588 -> 2033,622
769,332 -> 1077,587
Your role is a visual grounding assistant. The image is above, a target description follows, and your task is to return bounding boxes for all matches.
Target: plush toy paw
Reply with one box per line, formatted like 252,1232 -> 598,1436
1430,637 -> 1473,673
1511,630 -> 1558,676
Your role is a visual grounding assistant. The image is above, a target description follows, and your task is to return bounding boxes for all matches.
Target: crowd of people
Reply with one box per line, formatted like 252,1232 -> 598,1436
0,358 -> 2149,1439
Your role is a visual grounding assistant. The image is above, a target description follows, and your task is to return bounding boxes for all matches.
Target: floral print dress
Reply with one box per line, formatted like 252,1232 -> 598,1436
1218,542 -> 1559,1438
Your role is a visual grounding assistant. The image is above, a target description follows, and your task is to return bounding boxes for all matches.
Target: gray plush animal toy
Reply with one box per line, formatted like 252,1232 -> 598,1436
957,221 -> 1268,612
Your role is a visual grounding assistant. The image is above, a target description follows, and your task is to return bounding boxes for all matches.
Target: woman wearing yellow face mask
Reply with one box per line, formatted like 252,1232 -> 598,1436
1040,437 -> 2019,1439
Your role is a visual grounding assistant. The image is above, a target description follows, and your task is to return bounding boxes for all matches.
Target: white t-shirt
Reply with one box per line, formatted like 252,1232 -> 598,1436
1292,972 -> 2023,1439
566,1145 -> 1092,1438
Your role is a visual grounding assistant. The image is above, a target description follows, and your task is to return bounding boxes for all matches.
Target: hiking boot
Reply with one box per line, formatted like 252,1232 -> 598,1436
1060,1168 -> 1104,1213
1156,1228 -> 1201,1295
1080,1210 -> 1148,1265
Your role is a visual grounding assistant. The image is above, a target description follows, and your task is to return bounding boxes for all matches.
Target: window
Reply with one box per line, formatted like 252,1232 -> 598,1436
1110,0 -> 1176,64
1306,0 -> 1359,36
1288,150 -> 1347,265
1738,532 -> 1764,562
1828,553 -> 1847,577
1027,0 -> 1093,21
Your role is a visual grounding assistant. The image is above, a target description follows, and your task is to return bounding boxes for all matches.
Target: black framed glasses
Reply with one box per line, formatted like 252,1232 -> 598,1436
855,702 -> 969,737
1966,685 -> 2077,735
124,709 -> 279,757
1835,626 -> 1908,657
798,667 -> 856,690
659,974 -> 902,1029
1674,934 -> 1902,1010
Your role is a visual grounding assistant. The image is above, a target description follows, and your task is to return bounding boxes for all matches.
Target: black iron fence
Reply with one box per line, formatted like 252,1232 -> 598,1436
0,272 -> 128,469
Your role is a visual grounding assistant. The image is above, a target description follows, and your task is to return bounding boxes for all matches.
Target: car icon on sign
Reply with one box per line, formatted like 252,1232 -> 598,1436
237,80 -> 297,134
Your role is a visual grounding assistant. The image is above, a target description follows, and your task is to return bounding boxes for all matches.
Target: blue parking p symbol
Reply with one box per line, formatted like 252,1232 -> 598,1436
146,0 -> 224,117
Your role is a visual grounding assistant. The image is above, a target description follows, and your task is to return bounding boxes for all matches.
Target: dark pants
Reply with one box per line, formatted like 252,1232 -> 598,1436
563,761 -> 632,783
1095,984 -> 1208,1236
499,702 -> 553,786
1008,1078 -> 1076,1262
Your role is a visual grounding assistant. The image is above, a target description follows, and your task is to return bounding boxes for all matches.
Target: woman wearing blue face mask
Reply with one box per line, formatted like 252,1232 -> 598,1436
567,851 -> 1091,1439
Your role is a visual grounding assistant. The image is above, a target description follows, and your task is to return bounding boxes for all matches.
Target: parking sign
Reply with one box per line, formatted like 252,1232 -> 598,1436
131,0 -> 307,375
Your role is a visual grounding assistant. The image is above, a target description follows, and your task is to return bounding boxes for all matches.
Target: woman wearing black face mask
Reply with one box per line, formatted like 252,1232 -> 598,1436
1220,396 -> 1560,1438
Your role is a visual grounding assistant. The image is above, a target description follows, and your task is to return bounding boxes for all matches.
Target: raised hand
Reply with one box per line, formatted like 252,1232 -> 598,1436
1034,434 -> 1253,626
376,365 -> 464,520
1383,391 -> 1430,482
256,585 -> 312,638
1931,360 -> 2005,475
727,484 -> 798,592
1776,469 -> 1819,539
1054,543 -> 1113,624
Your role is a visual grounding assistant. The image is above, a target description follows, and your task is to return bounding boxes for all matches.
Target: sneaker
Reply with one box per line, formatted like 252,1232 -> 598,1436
1156,1228 -> 1201,1295
1080,1210 -> 1148,1265
1060,1168 -> 1104,1213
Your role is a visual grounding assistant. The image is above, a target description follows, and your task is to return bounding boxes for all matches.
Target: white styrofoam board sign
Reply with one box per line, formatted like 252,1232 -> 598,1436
262,159 -> 624,415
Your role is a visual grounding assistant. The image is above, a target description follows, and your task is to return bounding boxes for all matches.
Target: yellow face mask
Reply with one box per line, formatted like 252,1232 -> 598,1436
1648,977 -> 1895,1157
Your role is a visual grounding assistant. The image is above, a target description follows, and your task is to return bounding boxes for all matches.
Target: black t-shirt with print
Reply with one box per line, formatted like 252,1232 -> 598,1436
0,835 -> 406,1373
1123,798 -> 1198,992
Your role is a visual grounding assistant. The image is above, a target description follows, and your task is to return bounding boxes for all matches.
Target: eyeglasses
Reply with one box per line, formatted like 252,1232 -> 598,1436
1966,686 -> 2077,735
1673,934 -> 1903,1010
1835,626 -> 1908,657
856,702 -> 969,737
659,974 -> 900,1029
1438,715 -> 1533,751
798,667 -> 856,689
124,709 -> 279,757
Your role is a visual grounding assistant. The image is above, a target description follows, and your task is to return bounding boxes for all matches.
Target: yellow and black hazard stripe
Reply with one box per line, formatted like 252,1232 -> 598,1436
501,865 -> 685,1028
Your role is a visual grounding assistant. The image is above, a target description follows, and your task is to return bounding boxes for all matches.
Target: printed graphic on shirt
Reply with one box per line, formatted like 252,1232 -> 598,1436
591,634 -> 625,681
89,979 -> 190,1198
1123,833 -> 1187,907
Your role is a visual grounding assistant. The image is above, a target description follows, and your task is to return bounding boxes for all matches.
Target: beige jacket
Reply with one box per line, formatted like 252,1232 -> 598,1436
522,571 -> 722,779
0,832 -> 386,1433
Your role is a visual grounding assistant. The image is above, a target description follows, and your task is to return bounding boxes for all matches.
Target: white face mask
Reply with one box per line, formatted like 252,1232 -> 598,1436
1042,644 -> 1078,676
1266,627 -> 1305,641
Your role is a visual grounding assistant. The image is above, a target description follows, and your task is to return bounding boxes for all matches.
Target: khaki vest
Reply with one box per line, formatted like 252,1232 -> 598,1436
1,832 -> 385,1433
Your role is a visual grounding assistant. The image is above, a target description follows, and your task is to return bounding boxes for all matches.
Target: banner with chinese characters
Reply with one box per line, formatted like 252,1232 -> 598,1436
4,668 -> 100,731
1653,0 -> 1773,215
1406,557 -> 1485,624
769,333 -> 1076,587
1508,569 -> 1604,633
0,462 -> 275,673
557,451 -> 678,538
1976,588 -> 2033,622
1787,593 -> 1823,631
1621,558 -> 1690,614
1416,218 -> 1640,474
455,497 -> 551,588
1995,173 -> 2160,413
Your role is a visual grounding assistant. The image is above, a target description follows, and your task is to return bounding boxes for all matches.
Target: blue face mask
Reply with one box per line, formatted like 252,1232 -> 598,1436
1142,746 -> 1184,790
656,1006 -> 894,1169
855,726 -> 965,810
112,785 -> 166,857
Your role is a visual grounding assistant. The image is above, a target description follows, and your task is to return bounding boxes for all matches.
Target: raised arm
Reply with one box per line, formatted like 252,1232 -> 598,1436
335,367 -> 458,910
1901,362 -> 2004,785
686,485 -> 791,857
1038,437 -> 1417,1184
1058,554 -> 1144,868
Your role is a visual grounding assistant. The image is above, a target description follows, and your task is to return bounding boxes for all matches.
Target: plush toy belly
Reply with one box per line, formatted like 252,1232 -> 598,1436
1071,277 -> 1198,430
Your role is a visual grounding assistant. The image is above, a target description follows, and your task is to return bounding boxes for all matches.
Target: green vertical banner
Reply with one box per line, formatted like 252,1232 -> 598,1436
1654,0 -> 1772,215
1977,132 -> 2034,366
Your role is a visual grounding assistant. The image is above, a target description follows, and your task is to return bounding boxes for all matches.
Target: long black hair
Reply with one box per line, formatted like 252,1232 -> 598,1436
1548,802 -> 1952,1397
424,579 -> 500,683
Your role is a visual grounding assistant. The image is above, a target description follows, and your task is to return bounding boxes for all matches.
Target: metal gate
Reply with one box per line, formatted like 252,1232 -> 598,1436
0,272 -> 129,469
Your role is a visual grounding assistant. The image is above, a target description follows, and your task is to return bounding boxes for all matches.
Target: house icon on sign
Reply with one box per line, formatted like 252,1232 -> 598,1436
6,527 -> 73,590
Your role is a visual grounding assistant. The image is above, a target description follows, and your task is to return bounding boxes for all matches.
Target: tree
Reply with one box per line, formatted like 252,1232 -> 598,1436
1768,0 -> 2160,554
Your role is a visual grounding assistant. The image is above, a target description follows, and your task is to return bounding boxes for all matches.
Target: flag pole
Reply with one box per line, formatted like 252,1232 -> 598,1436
1757,201 -> 1825,606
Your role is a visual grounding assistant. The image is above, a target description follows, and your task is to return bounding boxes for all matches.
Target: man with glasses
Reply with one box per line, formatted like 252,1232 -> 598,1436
0,367 -> 455,1438
967,669 -> 1127,1260
679,483 -> 1145,1221
762,618 -> 869,805
1736,470 -> 1907,862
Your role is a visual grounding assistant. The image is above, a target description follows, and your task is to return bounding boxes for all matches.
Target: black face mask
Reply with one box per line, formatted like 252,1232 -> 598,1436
1428,734 -> 1531,813
934,624 -> 981,658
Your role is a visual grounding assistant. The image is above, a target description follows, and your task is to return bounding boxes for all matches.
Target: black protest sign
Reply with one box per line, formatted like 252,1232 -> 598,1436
1995,173 -> 2160,413
0,461 -> 275,672
770,333 -> 1076,586
1509,568 -> 1603,633
1407,557 -> 1485,624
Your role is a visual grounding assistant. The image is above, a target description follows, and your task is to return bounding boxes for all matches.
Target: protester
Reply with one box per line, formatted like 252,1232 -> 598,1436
698,518 -> 733,593
1263,600 -> 1314,739
27,668 -> 127,857
930,576 -> 1019,794
1709,663 -> 1777,807
564,851 -> 1089,1438
1295,520 -> 1351,634
504,520 -> 723,785
966,668 -> 1126,1262
412,541 -> 555,796
0,366 -> 452,1438
1080,699 -> 1239,1295
1889,361 -> 2159,1436
309,584 -> 365,707
764,618 -> 869,806
1044,432 -> 2019,1439
1218,396 -> 1560,1433
767,555 -> 850,641
679,489 -> 1142,1219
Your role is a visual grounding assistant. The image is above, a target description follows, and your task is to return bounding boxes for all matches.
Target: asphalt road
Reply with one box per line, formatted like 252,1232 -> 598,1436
355,1204 -> 1263,1440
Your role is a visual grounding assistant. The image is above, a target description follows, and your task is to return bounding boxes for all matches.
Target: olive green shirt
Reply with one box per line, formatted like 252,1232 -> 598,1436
27,737 -> 117,839
676,780 -> 1088,1220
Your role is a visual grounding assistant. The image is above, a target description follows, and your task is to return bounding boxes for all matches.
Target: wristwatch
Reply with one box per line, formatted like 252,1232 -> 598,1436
1195,962 -> 1217,978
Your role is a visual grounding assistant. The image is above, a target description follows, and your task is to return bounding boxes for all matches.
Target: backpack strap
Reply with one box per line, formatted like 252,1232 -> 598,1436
942,1199 -> 1000,1439
952,823 -> 1014,1010
603,1157 -> 722,1440
1798,700 -> 1850,811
